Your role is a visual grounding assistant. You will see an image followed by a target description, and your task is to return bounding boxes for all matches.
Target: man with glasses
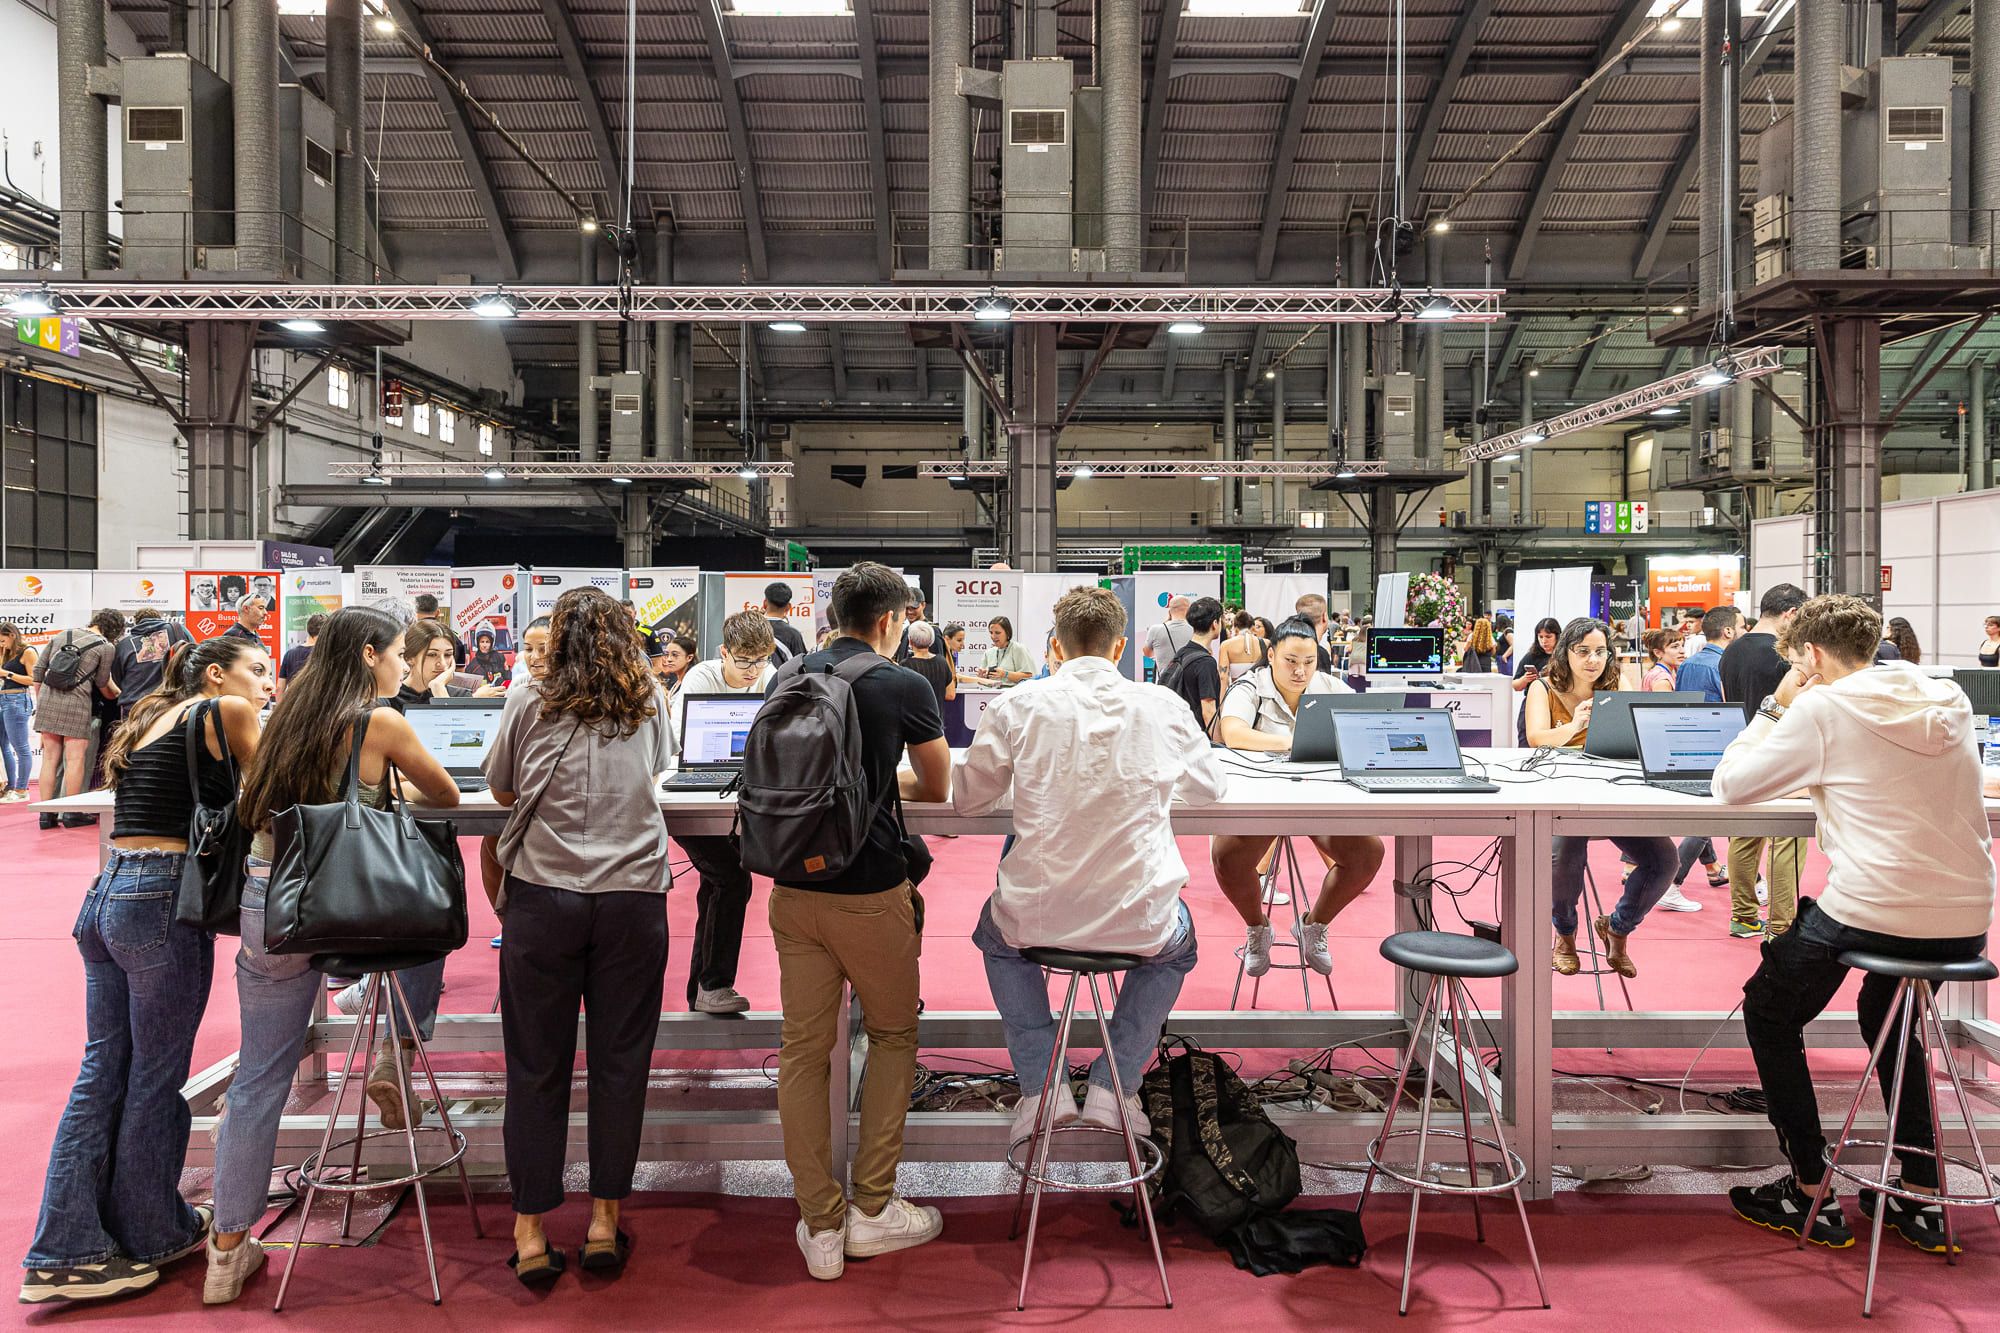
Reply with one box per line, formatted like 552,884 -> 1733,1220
672,610 -> 779,1013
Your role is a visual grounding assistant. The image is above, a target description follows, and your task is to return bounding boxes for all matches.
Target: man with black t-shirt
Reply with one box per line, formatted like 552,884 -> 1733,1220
112,609 -> 192,703
768,562 -> 952,1282
1719,583 -> 1808,937
1164,595 -> 1225,733
763,582 -> 809,664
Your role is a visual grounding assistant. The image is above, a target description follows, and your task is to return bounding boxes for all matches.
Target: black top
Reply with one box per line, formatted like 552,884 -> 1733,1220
221,622 -> 261,643
1874,641 -> 1902,663
0,651 -> 25,691
278,643 -> 313,682
1166,640 -> 1221,730
466,649 -> 509,682
1980,645 -> 2000,668
1513,643 -> 1553,680
391,682 -> 470,711
109,705 -> 237,841
770,637 -> 943,894
1719,630 -> 1789,719
904,652 -> 955,715
112,616 -> 193,703
768,617 -> 808,663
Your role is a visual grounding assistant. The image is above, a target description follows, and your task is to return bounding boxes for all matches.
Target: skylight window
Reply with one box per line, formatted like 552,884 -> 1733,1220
725,0 -> 852,15
1185,0 -> 1309,14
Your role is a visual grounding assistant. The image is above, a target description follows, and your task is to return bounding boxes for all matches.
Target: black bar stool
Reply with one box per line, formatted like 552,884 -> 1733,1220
1800,950 -> 2000,1318
273,959 -> 483,1311
1006,947 -> 1170,1312
1360,930 -> 1549,1317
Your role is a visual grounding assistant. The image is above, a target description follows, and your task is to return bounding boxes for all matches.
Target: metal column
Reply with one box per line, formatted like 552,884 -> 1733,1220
620,487 -> 652,568
1971,360 -> 1988,492
578,233 -> 599,460
1812,318 -> 1883,599
327,0 -> 367,281
655,224 -> 680,459
56,0 -> 110,271
1976,0 -> 2000,253
1008,323 -> 1058,571
1344,219 -> 1369,453
926,0 -> 971,269
232,0 -> 282,273
184,325 -> 259,540
1518,360 -> 1534,521
1100,0 -> 1141,272
1222,359 -> 1239,522
1424,229 -> 1445,460
1271,363 -> 1287,520
1793,0 -> 1842,269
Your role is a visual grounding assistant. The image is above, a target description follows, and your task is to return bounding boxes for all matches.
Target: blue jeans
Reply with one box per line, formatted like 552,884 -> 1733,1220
26,850 -> 214,1269
0,691 -> 31,789
1551,835 -> 1676,937
974,898 -> 1198,1099
210,868 -> 447,1235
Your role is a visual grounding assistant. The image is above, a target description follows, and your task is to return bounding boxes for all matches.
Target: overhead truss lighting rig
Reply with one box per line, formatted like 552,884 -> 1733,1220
919,460 -> 1393,480
0,284 -> 1503,325
327,461 -> 793,481
1458,346 -> 1787,465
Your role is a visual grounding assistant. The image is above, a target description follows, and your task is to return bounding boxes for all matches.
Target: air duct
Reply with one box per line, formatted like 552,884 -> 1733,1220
232,0 -> 282,272
166,0 -> 189,54
656,223 -> 681,459
1344,217 -> 1368,453
1975,0 -> 2000,252
1696,0 -> 1725,305
1518,360 -> 1534,520
962,367 -> 982,460
326,0 -> 366,280
1100,0 -> 1141,271
1792,0 -> 1842,269
56,0 -> 109,271
927,0 -> 971,269
579,232 -> 599,459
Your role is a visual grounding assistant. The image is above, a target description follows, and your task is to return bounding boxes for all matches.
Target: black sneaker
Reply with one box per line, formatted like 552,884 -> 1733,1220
18,1256 -> 162,1304
1860,1183 -> 1960,1254
1729,1174 -> 1855,1248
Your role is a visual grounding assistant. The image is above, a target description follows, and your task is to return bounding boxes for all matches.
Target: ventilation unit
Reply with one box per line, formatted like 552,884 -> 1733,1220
279,84 -> 336,280
118,55 -> 233,273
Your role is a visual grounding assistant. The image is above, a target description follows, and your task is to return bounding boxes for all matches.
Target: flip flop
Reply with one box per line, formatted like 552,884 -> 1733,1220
579,1229 -> 632,1275
507,1246 -> 567,1287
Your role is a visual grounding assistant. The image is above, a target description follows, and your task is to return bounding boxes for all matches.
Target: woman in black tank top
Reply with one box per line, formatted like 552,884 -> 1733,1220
20,637 -> 270,1304
1979,616 -> 2000,669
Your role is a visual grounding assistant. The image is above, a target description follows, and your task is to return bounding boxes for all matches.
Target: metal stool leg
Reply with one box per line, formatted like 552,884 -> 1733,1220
337,974 -> 382,1239
1922,990 -> 2000,1232
274,971 -> 379,1312
1011,973 -> 1078,1241
1015,974 -> 1081,1308
1357,975 -> 1440,1218
377,976 -> 443,1305
1911,983 -> 1957,1265
1457,979 -> 1550,1309
1089,974 -> 1171,1309
1443,981 -> 1484,1241
1580,866 -> 1633,1013
1801,979 -> 1910,1249
400,983 -> 485,1241
1861,985 -> 1921,1317
1399,984 -> 1449,1316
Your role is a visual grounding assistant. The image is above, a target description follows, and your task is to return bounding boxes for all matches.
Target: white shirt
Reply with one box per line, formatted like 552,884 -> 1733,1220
670,657 -> 775,742
954,654 -> 1228,954
1218,666 -> 1351,740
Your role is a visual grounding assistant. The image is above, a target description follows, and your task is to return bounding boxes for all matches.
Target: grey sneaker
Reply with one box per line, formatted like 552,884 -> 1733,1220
366,1041 -> 414,1130
693,986 -> 752,1014
202,1235 -> 266,1305
1242,924 -> 1275,977
19,1256 -> 161,1304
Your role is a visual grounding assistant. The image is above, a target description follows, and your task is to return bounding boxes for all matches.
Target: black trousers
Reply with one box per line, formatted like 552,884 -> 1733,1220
499,876 -> 668,1214
679,835 -> 753,1008
1742,897 -> 1987,1190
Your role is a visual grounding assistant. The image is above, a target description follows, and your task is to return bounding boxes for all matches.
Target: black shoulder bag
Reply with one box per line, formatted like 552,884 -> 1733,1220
175,699 -> 251,934
263,705 -> 467,968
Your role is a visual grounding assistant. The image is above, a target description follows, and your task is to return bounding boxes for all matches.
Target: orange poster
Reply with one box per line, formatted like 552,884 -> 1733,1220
1645,558 -> 1741,629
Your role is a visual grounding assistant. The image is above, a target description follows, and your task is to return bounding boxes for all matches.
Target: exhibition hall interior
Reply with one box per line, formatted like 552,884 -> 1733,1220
5,0 -> 2000,1324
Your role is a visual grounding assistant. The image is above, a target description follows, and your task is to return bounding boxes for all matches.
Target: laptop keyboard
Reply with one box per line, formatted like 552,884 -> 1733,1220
1651,779 -> 1714,797
662,770 -> 738,791
1355,776 -> 1488,789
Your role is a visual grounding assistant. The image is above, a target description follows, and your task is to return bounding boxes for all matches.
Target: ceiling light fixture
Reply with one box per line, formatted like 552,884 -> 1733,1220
1264,368 -> 1276,381
279,318 -> 325,333
1669,304 -> 1687,315
372,15 -> 395,32
1432,218 -> 1450,233
609,475 -> 633,485
1072,463 -> 1095,479
5,286 -> 59,317
1199,472 -> 1221,481
469,287 -> 517,318
1651,405 -> 1679,416
973,293 -> 1013,322
483,466 -> 506,481
1519,427 -> 1548,445
580,217 -> 599,233
1494,452 -> 1522,461
768,320 -> 807,333
1697,357 -> 1736,388
360,469 -> 390,486
739,463 -> 762,480
1167,320 -> 1205,335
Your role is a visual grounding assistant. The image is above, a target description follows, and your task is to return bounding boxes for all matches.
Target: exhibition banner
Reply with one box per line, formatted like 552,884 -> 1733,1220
450,567 -> 524,662
93,570 -> 185,626
1242,573 -> 1327,626
531,568 -> 624,618
812,568 -> 847,636
280,568 -> 343,651
0,570 -> 92,647
185,570 -> 280,656
723,573 -> 813,645
626,567 -> 701,643
356,566 -> 451,625
933,570 -> 1018,655
1645,556 -> 1741,629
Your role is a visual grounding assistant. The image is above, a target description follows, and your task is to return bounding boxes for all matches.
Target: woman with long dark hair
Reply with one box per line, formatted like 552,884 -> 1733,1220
0,619 -> 35,802
1525,617 -> 1677,978
486,587 -> 674,1285
20,637 -> 271,1305
202,608 -> 461,1305
1884,616 -> 1922,666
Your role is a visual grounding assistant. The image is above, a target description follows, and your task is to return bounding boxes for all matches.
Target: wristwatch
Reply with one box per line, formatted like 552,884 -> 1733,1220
1756,694 -> 1787,722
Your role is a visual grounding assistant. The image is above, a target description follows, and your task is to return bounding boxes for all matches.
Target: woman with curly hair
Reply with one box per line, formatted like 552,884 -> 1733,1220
484,587 -> 675,1285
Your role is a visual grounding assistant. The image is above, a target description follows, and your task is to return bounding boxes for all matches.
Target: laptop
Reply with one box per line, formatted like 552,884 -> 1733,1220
1331,708 -> 1500,794
1584,690 -> 1705,760
1630,702 -> 1749,797
663,694 -> 763,791
404,699 -> 504,793
1288,693 -> 1416,763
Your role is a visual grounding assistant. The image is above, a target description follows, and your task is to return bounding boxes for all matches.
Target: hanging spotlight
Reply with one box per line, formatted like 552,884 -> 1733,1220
1415,292 -> 1457,320
1199,472 -> 1221,482
360,468 -> 390,486
279,318 -> 325,333
1167,320 -> 1204,335
768,320 -> 807,333
580,216 -> 599,233
1494,452 -> 1521,462
739,463 -> 762,480
973,293 -> 1013,322
1697,357 -> 1737,388
483,466 -> 506,481
1431,218 -> 1450,233
1334,465 -> 1357,479
371,15 -> 395,32
469,287 -> 517,318
609,475 -> 633,485
5,286 -> 59,317
1072,463 -> 1095,479
1526,364 -> 1540,378
1519,426 -> 1548,445
1669,304 -> 1687,315
1650,405 -> 1680,416
1264,368 -> 1276,381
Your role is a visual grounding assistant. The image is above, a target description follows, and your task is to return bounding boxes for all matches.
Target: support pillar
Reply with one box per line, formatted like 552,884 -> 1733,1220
1518,360 -> 1535,522
1344,218 -> 1369,454
1368,483 -> 1398,596
619,487 -> 653,568
1222,359 -> 1239,522
1424,229 -> 1445,460
56,0 -> 110,271
1008,323 -> 1058,571
184,324 -> 258,540
578,233 -> 599,460
1812,318 -> 1883,600
1271,363 -> 1287,520
1972,360 -> 1989,492
327,0 -> 366,281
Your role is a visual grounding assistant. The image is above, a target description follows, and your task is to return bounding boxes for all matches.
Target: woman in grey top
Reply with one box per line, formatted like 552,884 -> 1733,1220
484,587 -> 675,1286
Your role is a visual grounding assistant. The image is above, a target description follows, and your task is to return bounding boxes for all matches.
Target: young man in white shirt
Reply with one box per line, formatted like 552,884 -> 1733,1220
957,585 -> 1227,1141
672,609 -> 777,1014
1715,595 -> 1994,1252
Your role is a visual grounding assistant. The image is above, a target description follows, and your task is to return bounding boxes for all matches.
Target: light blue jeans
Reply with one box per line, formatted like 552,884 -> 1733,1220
209,866 -> 446,1234
973,898 -> 1198,1099
0,690 -> 31,789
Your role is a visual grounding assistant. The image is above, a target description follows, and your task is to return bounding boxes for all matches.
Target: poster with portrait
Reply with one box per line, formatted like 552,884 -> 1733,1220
530,568 -> 624,619
185,570 -> 280,657
0,570 -> 92,648
280,567 -> 343,651
626,567 -> 700,645
450,567 -> 524,680
92,570 -> 187,628
356,565 -> 452,626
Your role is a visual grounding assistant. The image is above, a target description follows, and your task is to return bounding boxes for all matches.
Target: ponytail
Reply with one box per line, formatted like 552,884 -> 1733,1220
103,637 -> 260,786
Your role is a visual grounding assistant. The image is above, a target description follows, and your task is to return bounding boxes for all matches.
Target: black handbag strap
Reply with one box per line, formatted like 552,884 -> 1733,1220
512,717 -> 584,833
182,698 -> 238,813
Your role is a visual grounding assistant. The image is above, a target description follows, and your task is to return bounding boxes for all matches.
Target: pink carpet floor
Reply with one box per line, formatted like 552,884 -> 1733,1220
5,798 -> 1997,1328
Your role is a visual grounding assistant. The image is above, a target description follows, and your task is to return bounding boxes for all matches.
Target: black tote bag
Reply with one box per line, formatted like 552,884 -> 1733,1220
262,706 -> 467,964
175,698 -> 251,933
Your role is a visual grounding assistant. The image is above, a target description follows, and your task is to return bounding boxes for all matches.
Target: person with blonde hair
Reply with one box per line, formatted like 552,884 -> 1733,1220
1459,617 -> 1498,672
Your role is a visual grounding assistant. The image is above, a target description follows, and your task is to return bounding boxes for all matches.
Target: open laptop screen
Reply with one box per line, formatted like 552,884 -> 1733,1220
1631,703 -> 1746,777
404,701 -> 504,771
1330,708 -> 1463,773
680,695 -> 763,766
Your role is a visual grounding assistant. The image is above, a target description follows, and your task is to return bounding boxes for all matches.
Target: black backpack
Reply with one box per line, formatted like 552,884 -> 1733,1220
39,630 -> 100,692
734,652 -> 895,885
1139,1038 -> 1301,1236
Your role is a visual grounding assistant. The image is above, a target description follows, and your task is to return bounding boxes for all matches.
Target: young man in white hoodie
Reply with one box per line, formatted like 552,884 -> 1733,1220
1714,595 -> 1994,1252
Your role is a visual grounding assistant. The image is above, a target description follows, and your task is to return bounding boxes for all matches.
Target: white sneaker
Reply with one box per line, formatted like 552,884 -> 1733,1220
693,986 -> 752,1014
1292,918 -> 1334,975
795,1220 -> 844,1281
202,1235 -> 265,1305
1756,878 -> 1769,905
842,1195 -> 942,1258
1078,1083 -> 1151,1141
332,979 -> 369,1016
1009,1087 -> 1080,1145
1657,885 -> 1704,913
1242,923 -> 1275,977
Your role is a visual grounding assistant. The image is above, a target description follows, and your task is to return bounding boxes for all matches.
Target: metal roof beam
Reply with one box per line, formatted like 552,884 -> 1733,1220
380,0 -> 519,280
535,0 -> 619,220
1405,0 -> 1495,209
828,325 -> 848,400
1254,0 -> 1341,281
1508,0 -> 1652,283
1139,0 -> 1186,231
1898,0 -> 1970,54
1569,320 -> 1612,398
852,0 -> 893,278
694,0 -> 768,281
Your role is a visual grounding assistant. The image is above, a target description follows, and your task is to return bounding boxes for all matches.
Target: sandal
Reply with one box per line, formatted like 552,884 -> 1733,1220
1552,934 -> 1580,976
579,1228 -> 633,1275
1595,914 -> 1637,979
1706,869 -> 1730,888
507,1246 -> 567,1287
